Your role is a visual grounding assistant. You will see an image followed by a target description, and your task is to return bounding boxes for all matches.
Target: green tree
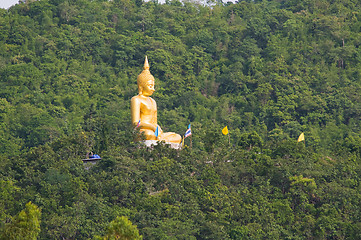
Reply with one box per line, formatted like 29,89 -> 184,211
0,202 -> 41,240
95,216 -> 142,240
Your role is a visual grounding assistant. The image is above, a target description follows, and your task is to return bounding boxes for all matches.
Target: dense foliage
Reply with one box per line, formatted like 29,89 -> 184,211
1,0 -> 361,238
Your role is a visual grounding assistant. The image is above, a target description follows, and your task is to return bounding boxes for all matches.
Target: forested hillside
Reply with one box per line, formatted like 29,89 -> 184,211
1,0 -> 361,239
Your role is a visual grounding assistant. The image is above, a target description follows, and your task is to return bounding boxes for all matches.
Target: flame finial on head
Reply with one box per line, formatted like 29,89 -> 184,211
143,55 -> 150,70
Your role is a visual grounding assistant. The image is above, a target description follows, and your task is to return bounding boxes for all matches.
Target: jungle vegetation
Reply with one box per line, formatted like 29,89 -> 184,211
1,0 -> 361,239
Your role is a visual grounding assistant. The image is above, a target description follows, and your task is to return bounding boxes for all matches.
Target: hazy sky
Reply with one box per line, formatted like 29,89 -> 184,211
0,0 -> 233,10
0,0 -> 19,9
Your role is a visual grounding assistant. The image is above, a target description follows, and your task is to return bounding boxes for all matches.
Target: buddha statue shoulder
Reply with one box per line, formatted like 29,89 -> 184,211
131,56 -> 182,144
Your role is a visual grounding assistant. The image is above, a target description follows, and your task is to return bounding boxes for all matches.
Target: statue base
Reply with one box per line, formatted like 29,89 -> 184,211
142,140 -> 182,150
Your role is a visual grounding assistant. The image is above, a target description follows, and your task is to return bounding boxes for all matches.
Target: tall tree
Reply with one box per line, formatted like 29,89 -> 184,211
0,202 -> 41,240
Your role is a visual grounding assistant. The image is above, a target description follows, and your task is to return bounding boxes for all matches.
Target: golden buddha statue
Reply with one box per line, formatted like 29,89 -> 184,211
131,56 -> 182,144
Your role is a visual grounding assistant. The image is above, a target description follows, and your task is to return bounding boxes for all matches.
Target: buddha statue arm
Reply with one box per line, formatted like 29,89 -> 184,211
131,97 -> 140,126
153,105 -> 163,133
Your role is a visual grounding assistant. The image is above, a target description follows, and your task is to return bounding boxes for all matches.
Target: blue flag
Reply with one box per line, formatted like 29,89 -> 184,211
185,124 -> 191,138
154,126 -> 159,137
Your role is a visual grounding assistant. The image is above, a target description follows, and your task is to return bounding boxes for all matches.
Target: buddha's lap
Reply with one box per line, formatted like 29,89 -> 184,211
139,129 -> 181,143
159,132 -> 182,142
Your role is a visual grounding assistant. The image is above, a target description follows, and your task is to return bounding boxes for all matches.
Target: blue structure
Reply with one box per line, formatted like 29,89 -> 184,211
89,154 -> 101,159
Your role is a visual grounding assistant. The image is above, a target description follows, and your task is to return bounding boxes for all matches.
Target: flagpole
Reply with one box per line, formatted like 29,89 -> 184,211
184,124 -> 192,149
190,134 -> 193,149
228,132 -> 230,146
304,137 -> 306,148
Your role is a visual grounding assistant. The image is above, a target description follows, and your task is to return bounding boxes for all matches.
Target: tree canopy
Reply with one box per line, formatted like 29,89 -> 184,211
1,0 -> 361,239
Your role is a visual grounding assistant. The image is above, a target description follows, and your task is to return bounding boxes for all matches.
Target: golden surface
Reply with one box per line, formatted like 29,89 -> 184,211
131,57 -> 182,144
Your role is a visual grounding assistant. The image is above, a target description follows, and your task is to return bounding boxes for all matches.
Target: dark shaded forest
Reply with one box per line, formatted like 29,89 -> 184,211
1,0 -> 361,239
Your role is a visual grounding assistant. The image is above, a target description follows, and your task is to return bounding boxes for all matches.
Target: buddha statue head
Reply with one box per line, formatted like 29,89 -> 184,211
137,56 -> 155,96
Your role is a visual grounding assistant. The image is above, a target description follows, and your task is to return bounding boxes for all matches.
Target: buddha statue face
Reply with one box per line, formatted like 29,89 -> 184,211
139,78 -> 155,97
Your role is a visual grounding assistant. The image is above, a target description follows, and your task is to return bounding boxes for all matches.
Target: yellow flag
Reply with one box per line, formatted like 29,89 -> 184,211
297,132 -> 305,142
181,136 -> 184,146
222,126 -> 229,135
